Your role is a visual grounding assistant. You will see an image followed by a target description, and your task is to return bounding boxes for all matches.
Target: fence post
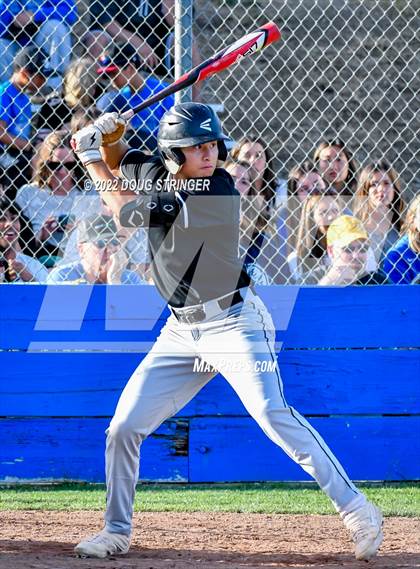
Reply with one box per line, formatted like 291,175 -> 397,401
174,0 -> 193,103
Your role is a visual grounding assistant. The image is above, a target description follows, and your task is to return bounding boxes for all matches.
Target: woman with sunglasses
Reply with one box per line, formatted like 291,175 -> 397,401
15,130 -> 100,263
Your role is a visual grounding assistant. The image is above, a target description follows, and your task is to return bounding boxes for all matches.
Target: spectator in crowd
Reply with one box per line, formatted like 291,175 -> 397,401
64,57 -> 108,111
319,215 -> 389,285
231,135 -> 286,207
353,160 -> 405,267
224,158 -> 289,284
0,45 -> 48,197
32,57 -> 104,139
15,131 -> 100,261
383,194 -> 420,284
313,138 -> 358,198
47,214 -> 144,284
86,0 -> 201,82
0,0 -> 78,85
96,44 -> 175,151
61,195 -> 150,283
288,161 -> 327,202
224,159 -> 253,195
288,191 -> 345,284
0,172 -> 39,253
0,198 -> 47,282
80,29 -> 114,61
31,87 -> 72,141
230,135 -> 290,280
285,160 -> 327,253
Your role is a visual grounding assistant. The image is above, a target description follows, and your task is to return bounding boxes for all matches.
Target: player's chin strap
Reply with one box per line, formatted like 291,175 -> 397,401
164,159 -> 182,175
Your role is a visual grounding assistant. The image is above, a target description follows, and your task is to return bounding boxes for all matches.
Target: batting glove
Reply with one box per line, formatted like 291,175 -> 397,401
70,126 -> 102,166
94,112 -> 127,146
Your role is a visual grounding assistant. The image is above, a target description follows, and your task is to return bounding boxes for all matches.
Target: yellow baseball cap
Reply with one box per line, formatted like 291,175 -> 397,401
327,215 -> 369,248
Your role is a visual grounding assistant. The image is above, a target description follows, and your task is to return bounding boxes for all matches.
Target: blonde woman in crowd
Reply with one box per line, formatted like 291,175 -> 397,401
15,131 -> 99,263
353,160 -> 405,267
285,160 -> 327,253
383,194 -> 420,284
63,57 -> 101,110
288,191 -> 345,284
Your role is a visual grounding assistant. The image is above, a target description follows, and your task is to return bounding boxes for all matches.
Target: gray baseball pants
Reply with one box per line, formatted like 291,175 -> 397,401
104,291 -> 364,535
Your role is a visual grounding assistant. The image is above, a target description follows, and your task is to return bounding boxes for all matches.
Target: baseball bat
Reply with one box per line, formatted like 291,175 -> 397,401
102,22 -> 281,144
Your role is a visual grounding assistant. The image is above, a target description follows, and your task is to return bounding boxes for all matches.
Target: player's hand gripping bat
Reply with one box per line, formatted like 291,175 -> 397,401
102,22 -> 281,145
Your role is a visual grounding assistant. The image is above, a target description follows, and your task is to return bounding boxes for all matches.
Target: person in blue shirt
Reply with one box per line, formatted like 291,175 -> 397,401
47,214 -> 145,285
0,44 -> 47,197
96,44 -> 174,152
382,194 -> 420,284
0,0 -> 77,84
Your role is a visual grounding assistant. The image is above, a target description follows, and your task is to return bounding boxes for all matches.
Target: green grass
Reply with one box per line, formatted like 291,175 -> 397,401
0,482 -> 418,517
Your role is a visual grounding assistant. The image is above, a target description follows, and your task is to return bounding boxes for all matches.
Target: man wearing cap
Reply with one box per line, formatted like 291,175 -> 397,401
87,0 -> 200,79
97,44 -> 174,152
319,215 -> 389,285
0,0 -> 77,84
47,214 -> 144,285
0,44 -> 49,194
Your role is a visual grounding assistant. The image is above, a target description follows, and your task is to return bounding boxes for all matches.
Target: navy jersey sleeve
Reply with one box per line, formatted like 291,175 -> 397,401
120,149 -> 165,186
119,158 -> 237,230
119,192 -> 184,228
119,149 -> 184,228
181,169 -> 238,229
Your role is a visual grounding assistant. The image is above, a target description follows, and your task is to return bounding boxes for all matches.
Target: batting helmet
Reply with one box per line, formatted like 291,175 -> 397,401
158,102 -> 231,174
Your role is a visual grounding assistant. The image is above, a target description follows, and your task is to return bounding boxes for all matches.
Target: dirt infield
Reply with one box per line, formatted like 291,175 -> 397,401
0,511 -> 418,569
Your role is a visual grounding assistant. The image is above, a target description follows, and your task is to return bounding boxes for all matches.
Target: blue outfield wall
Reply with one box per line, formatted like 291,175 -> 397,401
0,284 -> 419,483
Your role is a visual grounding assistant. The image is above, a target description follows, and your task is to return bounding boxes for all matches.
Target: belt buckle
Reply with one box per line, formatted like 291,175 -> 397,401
183,305 -> 206,324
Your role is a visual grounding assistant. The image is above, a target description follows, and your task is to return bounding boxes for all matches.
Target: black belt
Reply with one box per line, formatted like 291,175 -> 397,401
171,287 -> 255,324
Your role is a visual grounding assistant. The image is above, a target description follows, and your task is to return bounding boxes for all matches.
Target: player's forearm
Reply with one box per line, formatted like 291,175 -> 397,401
100,141 -> 130,173
85,160 -> 136,216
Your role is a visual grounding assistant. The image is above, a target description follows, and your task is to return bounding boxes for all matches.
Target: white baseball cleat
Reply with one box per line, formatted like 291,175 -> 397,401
343,502 -> 383,561
74,529 -> 130,558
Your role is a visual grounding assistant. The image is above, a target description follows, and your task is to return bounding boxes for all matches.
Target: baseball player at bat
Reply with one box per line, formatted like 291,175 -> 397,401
71,105 -> 383,560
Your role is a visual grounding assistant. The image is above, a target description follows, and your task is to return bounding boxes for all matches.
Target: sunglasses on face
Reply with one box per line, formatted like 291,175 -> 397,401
92,238 -> 120,249
341,244 -> 369,254
47,161 -> 77,171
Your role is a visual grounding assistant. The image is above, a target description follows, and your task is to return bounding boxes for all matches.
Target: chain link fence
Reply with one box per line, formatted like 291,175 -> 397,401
0,0 -> 419,285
